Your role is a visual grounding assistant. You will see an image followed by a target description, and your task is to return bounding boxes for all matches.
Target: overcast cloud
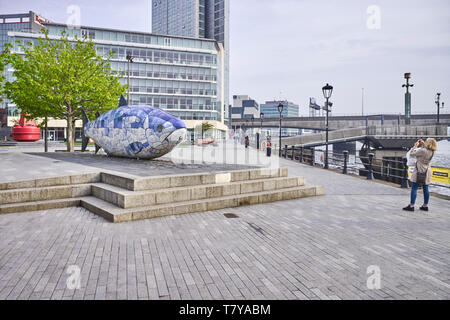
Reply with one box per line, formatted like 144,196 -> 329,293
1,0 -> 449,115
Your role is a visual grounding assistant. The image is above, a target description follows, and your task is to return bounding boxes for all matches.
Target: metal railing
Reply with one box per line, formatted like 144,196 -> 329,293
280,145 -> 450,189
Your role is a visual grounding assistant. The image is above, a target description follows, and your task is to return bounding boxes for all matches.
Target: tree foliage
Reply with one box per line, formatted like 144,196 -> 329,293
2,29 -> 126,151
199,121 -> 215,138
0,50 -> 5,102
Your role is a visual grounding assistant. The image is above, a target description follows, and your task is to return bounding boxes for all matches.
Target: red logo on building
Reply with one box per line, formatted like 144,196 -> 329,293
35,15 -> 46,24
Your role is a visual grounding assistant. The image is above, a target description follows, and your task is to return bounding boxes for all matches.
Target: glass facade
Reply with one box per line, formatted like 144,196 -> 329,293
212,0 -> 225,43
152,0 -> 229,125
199,0 -> 206,38
152,0 -> 198,38
3,19 -> 224,124
0,22 -> 30,51
254,100 -> 301,137
260,101 -> 300,119
0,12 -> 50,119
0,14 -> 31,119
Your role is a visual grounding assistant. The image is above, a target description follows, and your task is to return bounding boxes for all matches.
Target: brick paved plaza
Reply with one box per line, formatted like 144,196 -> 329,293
0,143 -> 449,300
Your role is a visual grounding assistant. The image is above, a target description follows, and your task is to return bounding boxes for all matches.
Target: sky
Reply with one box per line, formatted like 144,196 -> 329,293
1,0 -> 449,116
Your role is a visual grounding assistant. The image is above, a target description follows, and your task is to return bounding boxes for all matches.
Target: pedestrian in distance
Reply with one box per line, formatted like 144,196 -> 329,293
403,138 -> 437,212
266,140 -> 271,157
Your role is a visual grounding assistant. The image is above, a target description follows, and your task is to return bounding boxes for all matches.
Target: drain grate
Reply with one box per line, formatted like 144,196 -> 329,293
224,213 -> 239,219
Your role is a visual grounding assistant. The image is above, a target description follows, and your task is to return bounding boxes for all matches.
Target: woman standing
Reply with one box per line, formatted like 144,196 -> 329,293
403,138 -> 437,211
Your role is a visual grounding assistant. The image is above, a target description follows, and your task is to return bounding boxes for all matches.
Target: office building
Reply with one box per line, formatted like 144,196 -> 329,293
231,95 -> 259,119
152,0 -> 229,126
0,11 -> 51,121
260,100 -> 299,118
1,11 -> 226,141
259,100 -> 301,137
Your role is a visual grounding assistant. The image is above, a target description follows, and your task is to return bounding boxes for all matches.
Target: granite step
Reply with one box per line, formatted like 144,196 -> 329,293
101,168 -> 288,191
0,198 -> 82,215
0,172 -> 100,191
80,185 -> 324,223
91,176 -> 305,209
0,184 -> 92,205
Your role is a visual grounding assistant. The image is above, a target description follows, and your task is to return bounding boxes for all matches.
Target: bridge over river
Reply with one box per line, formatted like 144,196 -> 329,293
231,114 -> 450,131
279,125 -> 449,149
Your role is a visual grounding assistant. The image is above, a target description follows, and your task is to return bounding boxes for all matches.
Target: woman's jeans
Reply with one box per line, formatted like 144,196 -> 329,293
410,182 -> 430,206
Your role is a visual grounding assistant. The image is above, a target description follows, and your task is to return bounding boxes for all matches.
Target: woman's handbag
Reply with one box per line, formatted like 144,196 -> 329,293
415,164 -> 427,185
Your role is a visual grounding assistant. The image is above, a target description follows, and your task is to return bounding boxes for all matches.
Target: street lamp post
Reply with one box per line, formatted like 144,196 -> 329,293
402,73 -> 414,125
278,103 -> 284,157
435,93 -> 444,124
251,115 -> 254,136
322,83 -> 333,169
126,53 -> 134,105
258,112 -> 264,150
260,112 -> 264,134
251,115 -> 255,148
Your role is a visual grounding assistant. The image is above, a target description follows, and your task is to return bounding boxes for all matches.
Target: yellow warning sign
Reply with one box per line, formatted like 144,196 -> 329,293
431,167 -> 450,184
408,166 -> 450,184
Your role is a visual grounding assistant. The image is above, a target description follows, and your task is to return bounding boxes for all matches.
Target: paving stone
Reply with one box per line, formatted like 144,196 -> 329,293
0,143 -> 449,300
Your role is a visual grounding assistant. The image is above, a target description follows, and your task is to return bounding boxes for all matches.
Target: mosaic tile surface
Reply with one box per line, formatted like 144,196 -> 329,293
85,105 -> 187,159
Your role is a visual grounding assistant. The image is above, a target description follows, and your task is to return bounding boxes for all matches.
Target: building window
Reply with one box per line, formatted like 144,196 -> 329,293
81,29 -> 95,39
164,38 -> 171,46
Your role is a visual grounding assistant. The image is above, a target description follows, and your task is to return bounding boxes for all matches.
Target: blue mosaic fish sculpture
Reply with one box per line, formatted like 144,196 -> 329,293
85,105 -> 187,159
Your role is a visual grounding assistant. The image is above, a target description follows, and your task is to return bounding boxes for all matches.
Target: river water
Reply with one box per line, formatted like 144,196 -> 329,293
351,139 -> 450,196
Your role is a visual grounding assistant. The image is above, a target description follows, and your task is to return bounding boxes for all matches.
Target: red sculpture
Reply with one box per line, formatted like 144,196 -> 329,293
12,113 -> 41,141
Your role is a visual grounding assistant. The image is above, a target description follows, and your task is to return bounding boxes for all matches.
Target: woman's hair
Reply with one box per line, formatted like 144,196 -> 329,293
425,138 -> 437,151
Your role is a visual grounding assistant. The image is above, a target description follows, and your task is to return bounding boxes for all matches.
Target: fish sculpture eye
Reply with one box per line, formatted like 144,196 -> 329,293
157,124 -> 163,133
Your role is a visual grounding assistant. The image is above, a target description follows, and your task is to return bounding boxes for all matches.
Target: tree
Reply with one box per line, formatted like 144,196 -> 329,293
0,50 -> 5,102
200,121 -> 214,139
2,29 -> 126,152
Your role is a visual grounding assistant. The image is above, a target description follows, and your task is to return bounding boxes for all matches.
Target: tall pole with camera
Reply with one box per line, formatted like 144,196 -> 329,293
435,93 -> 444,124
402,73 -> 414,125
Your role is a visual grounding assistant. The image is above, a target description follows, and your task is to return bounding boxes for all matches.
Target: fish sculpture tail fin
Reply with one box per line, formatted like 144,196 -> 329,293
81,137 -> 90,152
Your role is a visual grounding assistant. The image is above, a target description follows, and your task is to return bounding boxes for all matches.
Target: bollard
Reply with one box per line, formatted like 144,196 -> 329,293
266,145 -> 271,157
284,145 -> 288,158
299,147 -> 303,163
401,157 -> 409,188
311,148 -> 315,166
291,146 -> 295,160
343,150 -> 348,174
367,153 -> 374,180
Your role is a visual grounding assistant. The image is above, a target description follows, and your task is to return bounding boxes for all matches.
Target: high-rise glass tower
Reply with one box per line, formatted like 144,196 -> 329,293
2,11 -> 227,139
152,0 -> 229,125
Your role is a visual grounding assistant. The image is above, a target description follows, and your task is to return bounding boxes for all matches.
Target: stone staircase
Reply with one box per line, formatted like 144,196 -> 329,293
0,168 -> 324,223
